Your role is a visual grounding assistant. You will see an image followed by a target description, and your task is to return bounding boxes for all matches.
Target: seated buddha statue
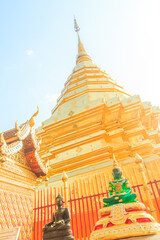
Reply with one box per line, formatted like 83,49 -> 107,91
103,155 -> 137,207
90,154 -> 160,240
43,193 -> 74,240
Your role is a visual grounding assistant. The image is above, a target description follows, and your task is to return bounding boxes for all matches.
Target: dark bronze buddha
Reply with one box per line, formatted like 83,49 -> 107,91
43,193 -> 74,240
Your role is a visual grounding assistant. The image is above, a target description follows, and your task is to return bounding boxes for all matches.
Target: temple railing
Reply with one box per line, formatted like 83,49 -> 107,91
33,177 -> 160,240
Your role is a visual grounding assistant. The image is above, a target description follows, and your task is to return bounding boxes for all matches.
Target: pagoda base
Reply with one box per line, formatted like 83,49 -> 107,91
90,223 -> 160,240
119,234 -> 160,239
90,202 -> 160,240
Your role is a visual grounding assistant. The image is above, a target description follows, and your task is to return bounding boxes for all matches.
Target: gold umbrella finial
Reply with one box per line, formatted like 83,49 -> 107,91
74,16 -> 80,33
73,17 -> 92,64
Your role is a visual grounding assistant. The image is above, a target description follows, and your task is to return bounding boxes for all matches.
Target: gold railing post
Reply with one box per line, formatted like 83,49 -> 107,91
62,171 -> 69,207
135,153 -> 157,220
31,189 -> 36,240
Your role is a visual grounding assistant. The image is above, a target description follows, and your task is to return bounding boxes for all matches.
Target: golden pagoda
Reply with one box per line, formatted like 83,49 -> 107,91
34,20 -> 160,240
36,19 -> 160,187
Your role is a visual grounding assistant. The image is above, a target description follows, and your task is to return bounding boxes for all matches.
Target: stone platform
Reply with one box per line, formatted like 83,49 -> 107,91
119,234 -> 160,239
43,228 -> 74,240
0,227 -> 20,240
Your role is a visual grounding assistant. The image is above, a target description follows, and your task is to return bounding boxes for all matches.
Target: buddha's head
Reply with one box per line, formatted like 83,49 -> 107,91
112,168 -> 122,180
112,154 -> 122,180
56,193 -> 64,207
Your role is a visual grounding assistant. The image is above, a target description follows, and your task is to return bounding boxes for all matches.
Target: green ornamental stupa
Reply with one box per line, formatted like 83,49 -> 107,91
90,154 -> 160,240
103,154 -> 137,207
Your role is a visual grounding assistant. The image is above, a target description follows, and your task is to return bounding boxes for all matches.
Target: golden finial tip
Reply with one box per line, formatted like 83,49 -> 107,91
29,106 -> 39,127
113,153 -> 116,161
62,171 -> 68,182
135,153 -> 142,159
15,120 -> 20,131
135,153 -> 143,163
1,132 -> 6,145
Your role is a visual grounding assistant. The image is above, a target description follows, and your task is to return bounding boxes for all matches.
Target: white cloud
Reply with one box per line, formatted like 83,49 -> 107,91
26,50 -> 34,56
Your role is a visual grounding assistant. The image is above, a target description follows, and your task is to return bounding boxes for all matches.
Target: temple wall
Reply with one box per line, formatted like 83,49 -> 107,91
0,153 -> 36,240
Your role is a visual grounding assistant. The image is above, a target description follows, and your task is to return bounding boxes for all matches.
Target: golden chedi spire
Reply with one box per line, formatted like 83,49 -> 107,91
74,17 -> 92,64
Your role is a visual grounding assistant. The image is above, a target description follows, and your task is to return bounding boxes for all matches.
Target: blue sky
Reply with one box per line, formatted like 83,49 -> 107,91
1,0 -> 160,132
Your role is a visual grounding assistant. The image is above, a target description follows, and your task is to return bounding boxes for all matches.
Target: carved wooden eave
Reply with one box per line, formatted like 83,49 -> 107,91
0,111 -> 47,177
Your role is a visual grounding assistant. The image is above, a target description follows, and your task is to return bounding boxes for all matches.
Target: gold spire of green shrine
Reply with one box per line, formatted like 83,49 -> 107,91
113,154 -> 121,170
